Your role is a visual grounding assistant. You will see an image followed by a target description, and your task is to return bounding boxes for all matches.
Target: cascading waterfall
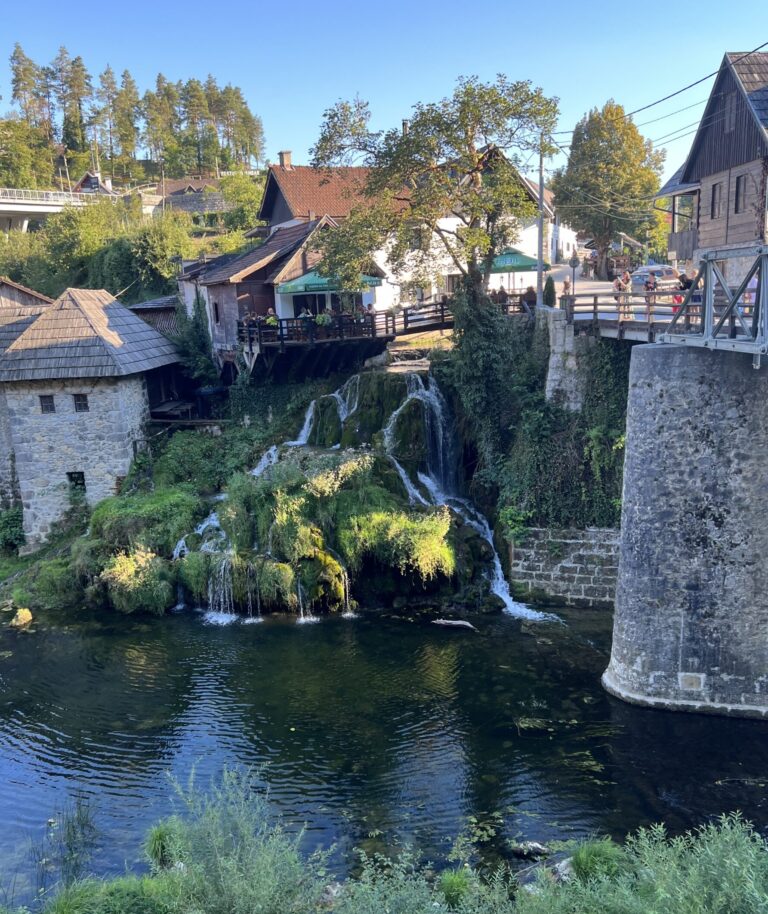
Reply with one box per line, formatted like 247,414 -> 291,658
250,445 -> 279,478
287,401 -> 317,447
296,579 -> 319,624
386,372 -> 548,621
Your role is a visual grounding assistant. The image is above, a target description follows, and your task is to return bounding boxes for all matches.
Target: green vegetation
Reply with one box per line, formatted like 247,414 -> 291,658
0,506 -> 24,554
90,489 -> 204,555
438,301 -> 629,533
5,43 -> 263,186
5,773 -> 767,914
100,548 -> 175,615
551,100 -> 664,279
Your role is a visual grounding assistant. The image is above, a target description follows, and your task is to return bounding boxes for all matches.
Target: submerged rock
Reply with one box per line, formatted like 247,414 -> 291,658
509,841 -> 551,859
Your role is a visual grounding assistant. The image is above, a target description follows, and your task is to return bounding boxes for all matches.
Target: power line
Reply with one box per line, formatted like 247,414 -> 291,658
551,42 -> 768,135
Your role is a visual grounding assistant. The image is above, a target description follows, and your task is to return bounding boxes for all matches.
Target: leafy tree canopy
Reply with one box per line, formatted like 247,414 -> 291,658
550,100 -> 664,278
310,75 -> 558,300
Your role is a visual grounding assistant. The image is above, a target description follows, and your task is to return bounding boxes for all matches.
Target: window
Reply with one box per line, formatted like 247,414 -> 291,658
711,182 -> 723,219
39,395 -> 55,414
73,393 -> 89,413
213,301 -> 220,323
67,472 -> 86,494
735,175 -> 747,214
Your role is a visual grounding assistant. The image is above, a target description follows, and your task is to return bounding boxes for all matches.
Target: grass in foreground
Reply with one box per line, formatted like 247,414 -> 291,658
5,770 -> 768,914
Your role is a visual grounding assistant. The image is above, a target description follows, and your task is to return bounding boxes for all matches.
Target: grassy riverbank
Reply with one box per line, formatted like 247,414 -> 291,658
7,772 -> 767,914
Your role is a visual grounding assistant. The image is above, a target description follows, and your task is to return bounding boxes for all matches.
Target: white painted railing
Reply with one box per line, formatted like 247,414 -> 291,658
0,188 -> 119,205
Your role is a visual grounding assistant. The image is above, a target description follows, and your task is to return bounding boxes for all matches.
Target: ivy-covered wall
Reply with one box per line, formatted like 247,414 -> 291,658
436,294 -> 633,538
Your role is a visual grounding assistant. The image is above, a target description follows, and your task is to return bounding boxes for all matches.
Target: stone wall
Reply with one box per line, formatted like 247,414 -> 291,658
539,306 -> 593,411
5,376 -> 149,547
604,344 -> 768,718
0,389 -> 14,506
508,527 -> 619,608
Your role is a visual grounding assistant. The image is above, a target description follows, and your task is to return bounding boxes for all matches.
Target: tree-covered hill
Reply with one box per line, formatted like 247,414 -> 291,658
1,43 -> 264,187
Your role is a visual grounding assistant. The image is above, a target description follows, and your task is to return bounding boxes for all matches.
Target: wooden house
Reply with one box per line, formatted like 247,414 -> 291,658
660,52 -> 768,281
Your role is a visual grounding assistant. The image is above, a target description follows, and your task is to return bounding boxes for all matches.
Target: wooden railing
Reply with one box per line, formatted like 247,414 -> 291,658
238,295 -> 533,351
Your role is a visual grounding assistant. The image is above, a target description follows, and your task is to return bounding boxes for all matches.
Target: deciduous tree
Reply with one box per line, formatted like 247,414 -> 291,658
550,101 -> 664,279
310,76 -> 558,305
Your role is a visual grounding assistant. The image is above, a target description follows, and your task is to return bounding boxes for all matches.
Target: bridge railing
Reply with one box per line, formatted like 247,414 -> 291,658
0,188 -> 119,205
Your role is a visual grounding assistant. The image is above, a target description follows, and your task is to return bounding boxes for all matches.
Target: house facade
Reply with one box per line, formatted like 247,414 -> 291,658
0,288 -> 179,548
660,52 -> 768,282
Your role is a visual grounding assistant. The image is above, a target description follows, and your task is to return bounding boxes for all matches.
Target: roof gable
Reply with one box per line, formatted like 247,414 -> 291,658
0,277 -> 53,310
258,164 -> 370,223
198,220 -> 329,285
682,52 -> 768,183
0,289 -> 179,382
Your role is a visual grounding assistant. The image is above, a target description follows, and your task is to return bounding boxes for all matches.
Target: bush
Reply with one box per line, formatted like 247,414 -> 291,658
90,490 -> 203,557
33,558 -> 83,611
179,552 -> 210,604
571,837 -> 627,881
152,432 -> 223,494
156,769 -> 328,914
100,548 -> 175,615
0,506 -> 24,554
42,877 -> 173,914
517,814 -> 768,914
543,274 -> 556,307
440,868 -> 472,907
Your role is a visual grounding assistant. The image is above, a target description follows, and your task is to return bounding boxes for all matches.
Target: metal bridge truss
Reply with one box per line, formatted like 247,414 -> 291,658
660,245 -> 768,367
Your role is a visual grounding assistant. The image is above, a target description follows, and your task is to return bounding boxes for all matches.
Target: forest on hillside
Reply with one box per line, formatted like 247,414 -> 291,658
0,44 -> 265,189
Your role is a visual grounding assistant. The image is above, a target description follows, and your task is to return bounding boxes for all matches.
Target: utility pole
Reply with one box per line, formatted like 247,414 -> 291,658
536,132 -> 545,308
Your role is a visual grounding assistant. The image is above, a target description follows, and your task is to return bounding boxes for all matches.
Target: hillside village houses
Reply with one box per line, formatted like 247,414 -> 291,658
659,51 -> 768,283
0,281 -> 180,549
179,149 -> 576,366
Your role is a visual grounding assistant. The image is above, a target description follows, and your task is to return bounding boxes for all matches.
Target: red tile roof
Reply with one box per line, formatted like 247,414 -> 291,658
260,165 -> 370,222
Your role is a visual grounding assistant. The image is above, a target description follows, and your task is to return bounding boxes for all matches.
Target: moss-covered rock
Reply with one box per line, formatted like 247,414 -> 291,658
340,372 -> 410,447
311,396 -> 343,448
101,548 -> 176,615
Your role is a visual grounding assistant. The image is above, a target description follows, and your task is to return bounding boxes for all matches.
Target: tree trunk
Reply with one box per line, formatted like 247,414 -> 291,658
596,246 -> 610,281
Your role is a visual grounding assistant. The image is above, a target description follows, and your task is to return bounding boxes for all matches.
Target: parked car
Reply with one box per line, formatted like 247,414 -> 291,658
630,265 -> 680,292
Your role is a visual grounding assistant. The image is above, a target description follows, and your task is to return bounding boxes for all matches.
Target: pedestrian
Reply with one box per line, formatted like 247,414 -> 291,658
644,271 -> 658,321
523,285 -> 537,311
497,285 -> 508,306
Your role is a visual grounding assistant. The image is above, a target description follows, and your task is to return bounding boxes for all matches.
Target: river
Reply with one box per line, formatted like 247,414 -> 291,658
1,605 -> 767,900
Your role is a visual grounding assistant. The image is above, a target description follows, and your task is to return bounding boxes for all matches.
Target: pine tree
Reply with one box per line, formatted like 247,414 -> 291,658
114,70 -> 140,168
95,65 -> 118,173
10,44 -> 40,124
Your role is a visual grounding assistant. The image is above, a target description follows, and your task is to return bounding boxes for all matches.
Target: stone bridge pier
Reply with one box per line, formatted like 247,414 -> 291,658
603,344 -> 768,718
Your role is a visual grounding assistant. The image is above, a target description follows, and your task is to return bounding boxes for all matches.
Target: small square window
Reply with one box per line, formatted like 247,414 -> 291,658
67,472 -> 86,493
39,395 -> 55,414
73,394 -> 89,412
735,175 -> 747,214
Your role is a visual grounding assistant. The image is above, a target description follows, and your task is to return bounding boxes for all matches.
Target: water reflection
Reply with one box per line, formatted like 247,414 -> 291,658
1,606 -> 767,899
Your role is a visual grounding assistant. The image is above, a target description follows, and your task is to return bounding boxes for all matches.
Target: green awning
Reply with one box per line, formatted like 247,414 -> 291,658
490,248 -> 550,272
277,271 -> 382,295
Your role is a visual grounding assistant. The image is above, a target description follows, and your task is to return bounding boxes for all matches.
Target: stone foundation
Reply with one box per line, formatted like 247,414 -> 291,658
509,527 -> 619,608
604,344 -> 768,719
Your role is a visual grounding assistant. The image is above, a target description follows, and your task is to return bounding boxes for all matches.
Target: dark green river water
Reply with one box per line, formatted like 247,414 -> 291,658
1,606 -> 766,899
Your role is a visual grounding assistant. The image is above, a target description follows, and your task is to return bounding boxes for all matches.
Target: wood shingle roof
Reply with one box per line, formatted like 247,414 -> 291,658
728,51 -> 768,134
0,288 -> 179,382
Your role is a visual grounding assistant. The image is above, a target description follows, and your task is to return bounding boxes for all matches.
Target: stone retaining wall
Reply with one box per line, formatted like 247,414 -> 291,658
509,527 -> 619,608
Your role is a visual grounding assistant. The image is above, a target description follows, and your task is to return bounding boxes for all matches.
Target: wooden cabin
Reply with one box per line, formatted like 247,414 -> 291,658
660,52 -> 768,282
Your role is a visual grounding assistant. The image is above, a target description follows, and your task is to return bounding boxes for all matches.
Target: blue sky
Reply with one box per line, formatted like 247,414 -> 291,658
2,0 -> 767,181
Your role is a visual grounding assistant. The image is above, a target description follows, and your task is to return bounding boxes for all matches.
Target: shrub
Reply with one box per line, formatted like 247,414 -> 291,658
158,769 -> 328,914
516,814 -> 768,914
339,508 -> 455,581
146,821 -> 182,870
571,837 -> 627,881
152,432 -> 223,493
33,558 -> 83,610
440,868 -> 472,907
100,548 -> 175,615
0,506 -> 24,554
90,490 -> 203,556
543,274 -> 556,307
179,552 -> 210,604
42,877 -> 173,914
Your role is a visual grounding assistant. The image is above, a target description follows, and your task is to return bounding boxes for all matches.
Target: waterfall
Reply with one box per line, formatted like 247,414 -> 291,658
205,551 -> 237,623
296,579 -> 319,624
250,445 -> 279,478
386,372 -> 548,621
331,375 -> 360,423
287,401 -> 317,446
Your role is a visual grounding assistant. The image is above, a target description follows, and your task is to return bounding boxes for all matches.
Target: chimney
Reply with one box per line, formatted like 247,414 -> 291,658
278,150 -> 293,169
402,119 -> 410,135
309,210 -> 316,222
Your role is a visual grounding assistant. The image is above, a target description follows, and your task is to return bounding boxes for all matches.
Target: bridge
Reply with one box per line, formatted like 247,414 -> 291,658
0,188 -> 119,233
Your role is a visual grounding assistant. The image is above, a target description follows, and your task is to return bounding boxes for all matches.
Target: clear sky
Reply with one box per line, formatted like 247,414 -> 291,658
2,0 -> 767,181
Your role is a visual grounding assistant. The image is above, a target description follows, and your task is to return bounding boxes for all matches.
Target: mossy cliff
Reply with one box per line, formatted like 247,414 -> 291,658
3,369 -> 499,618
